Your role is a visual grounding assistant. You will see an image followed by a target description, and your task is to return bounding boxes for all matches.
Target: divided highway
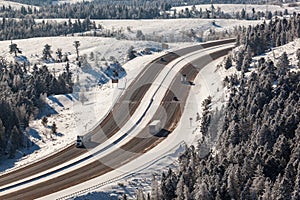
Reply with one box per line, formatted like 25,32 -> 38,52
0,39 -> 235,199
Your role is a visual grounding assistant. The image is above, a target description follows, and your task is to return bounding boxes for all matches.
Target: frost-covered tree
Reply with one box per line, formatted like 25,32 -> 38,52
9,42 -> 22,57
42,44 -> 52,60
73,41 -> 80,61
51,122 -> 57,135
56,48 -> 63,62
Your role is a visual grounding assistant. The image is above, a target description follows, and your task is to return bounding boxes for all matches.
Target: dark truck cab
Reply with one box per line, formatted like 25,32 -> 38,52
76,135 -> 84,148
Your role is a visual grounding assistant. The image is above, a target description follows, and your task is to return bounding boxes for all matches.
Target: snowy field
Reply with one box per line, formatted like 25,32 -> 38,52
172,3 -> 300,15
91,18 -> 263,40
57,0 -> 94,4
0,0 -> 39,9
32,18 -> 264,43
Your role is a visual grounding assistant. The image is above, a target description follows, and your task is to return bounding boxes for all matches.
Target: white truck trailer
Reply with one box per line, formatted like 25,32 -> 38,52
149,120 -> 161,135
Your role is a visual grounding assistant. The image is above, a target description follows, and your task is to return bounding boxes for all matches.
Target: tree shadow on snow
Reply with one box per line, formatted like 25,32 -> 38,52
36,104 -> 58,119
74,191 -> 118,200
0,140 -> 40,173
48,96 -> 64,107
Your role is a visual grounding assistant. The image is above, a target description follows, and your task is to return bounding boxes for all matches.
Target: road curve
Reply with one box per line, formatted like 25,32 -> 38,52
0,45 -> 234,200
0,38 -> 235,188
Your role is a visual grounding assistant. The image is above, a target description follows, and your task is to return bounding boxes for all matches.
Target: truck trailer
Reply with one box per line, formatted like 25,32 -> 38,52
149,120 -> 161,135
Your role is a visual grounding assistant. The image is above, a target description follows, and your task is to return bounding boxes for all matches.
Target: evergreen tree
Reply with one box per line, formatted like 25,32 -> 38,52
56,48 -> 63,62
0,119 -> 6,153
9,42 -> 21,57
42,116 -> 48,127
42,44 -> 52,61
73,41 -> 80,61
51,122 -> 57,135
224,56 -> 232,70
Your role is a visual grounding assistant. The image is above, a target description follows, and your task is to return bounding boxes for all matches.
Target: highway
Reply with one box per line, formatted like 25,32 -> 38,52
0,41 -> 234,199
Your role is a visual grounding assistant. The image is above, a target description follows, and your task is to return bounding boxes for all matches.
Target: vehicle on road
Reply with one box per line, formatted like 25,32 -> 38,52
149,120 -> 161,135
76,135 -> 84,148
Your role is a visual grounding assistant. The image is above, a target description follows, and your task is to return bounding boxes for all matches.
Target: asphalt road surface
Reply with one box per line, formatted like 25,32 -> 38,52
0,43 -> 233,200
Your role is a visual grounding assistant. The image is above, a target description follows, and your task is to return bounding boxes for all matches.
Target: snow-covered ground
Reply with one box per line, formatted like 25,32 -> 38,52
253,38 -> 300,70
92,18 -> 263,41
0,0 -> 38,9
2,18 -> 251,173
33,18 -> 264,43
57,0 -> 93,4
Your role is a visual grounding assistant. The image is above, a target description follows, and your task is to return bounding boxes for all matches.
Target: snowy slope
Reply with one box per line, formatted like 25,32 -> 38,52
58,0 -> 93,4
172,3 -> 300,15
92,18 -> 263,40
33,18 -> 264,43
0,36 -> 171,173
0,0 -> 39,9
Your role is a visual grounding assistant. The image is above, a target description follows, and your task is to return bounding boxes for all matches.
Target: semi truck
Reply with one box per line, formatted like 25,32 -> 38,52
76,135 -> 84,148
149,120 -> 161,135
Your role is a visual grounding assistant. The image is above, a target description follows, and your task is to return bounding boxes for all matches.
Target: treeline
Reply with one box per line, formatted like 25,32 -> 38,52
0,1 -> 290,20
8,0 -> 293,7
0,2 -> 167,19
175,5 -> 288,20
0,17 -> 92,41
0,60 -> 72,157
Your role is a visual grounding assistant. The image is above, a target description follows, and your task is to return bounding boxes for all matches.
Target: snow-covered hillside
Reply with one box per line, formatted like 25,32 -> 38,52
172,3 -> 300,15
0,36 -> 170,172
33,18 -> 264,43
92,18 -> 263,41
57,0 -> 93,4
0,0 -> 38,9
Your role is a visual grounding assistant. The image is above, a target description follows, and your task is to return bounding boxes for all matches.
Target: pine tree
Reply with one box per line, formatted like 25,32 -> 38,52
9,126 -> 21,158
73,41 -> 80,61
296,49 -> 300,67
151,175 -> 160,200
51,122 -> 57,135
56,48 -> 63,62
42,44 -> 52,61
0,119 -> 6,153
136,188 -> 146,200
224,56 -> 232,70
42,116 -> 48,127
9,42 -> 22,57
